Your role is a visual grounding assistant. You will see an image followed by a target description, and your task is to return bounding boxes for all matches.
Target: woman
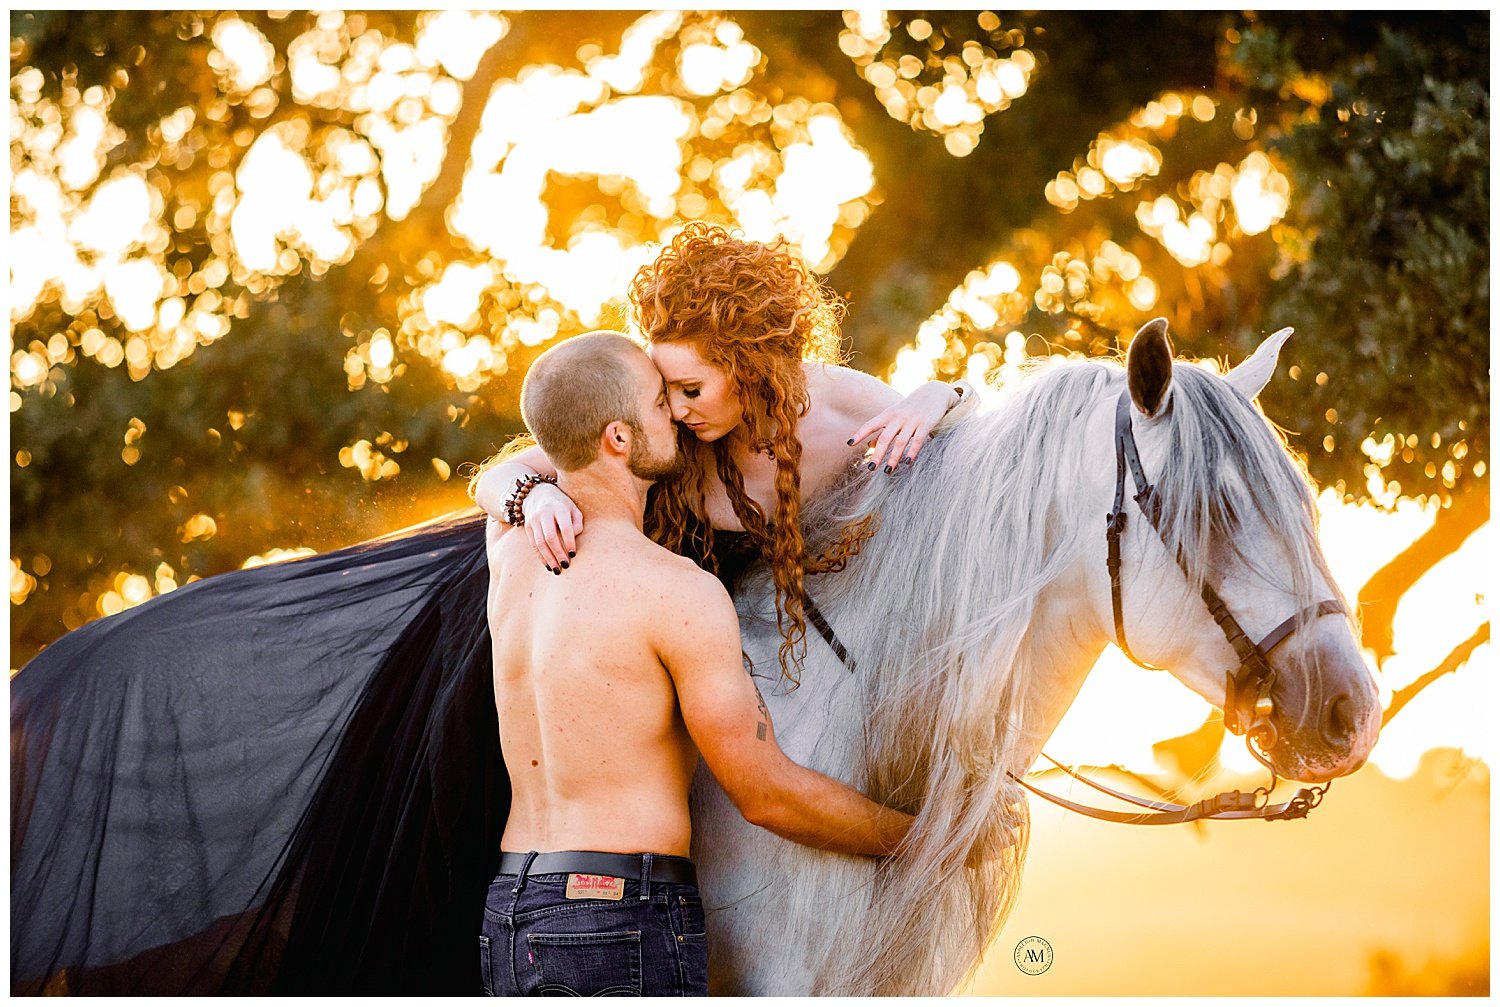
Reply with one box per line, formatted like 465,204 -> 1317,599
474,222 -> 974,679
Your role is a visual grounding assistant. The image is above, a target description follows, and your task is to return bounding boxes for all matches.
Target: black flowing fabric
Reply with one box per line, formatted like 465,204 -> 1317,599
11,511 -> 508,994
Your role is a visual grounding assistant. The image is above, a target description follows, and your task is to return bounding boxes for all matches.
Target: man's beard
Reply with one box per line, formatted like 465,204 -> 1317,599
626,427 -> 683,482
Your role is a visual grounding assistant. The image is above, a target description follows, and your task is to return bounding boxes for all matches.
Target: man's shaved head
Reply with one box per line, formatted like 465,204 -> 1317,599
520,330 -> 658,471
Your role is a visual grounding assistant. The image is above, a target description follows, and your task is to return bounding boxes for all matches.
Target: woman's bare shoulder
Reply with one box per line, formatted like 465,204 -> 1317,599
804,361 -> 900,425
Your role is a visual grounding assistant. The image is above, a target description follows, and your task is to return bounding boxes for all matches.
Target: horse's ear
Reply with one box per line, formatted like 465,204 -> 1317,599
1225,326 -> 1294,403
1127,317 -> 1173,418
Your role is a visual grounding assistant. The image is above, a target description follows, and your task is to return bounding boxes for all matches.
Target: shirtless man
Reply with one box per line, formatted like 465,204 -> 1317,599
479,331 -> 911,996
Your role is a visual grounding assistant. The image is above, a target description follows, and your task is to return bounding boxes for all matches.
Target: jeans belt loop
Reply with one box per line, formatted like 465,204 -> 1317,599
639,852 -> 653,901
512,850 -> 539,896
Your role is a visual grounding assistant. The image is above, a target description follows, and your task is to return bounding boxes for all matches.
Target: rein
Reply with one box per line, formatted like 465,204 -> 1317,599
804,388 -> 1342,826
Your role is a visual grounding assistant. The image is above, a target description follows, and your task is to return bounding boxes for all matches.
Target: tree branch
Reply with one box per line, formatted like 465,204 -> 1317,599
350,10 -> 644,275
349,24 -> 518,273
399,29 -> 516,230
1357,483 -> 1489,664
1382,622 -> 1489,727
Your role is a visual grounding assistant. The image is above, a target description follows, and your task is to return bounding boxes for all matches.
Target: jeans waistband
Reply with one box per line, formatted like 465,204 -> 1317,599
498,850 -> 697,887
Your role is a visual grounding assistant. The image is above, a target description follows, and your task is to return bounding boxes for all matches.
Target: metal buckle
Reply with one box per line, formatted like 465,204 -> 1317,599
1211,790 -> 1259,815
1265,788 -> 1316,822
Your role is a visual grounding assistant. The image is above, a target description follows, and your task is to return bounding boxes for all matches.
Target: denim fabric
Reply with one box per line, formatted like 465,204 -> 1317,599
480,863 -> 708,996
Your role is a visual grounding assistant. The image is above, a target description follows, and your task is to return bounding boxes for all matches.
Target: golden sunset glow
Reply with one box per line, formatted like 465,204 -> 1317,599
241,547 -> 319,569
12,11 -> 877,412
86,566 -> 189,620
904,310 -> 1488,782
10,11 -> 509,394
339,434 -> 405,481
8,13 -> 1484,1000
1045,89 -> 1290,276
10,558 -> 39,607
415,10 -> 509,82
13,14 -> 1482,791
1045,90 -> 1211,214
839,9 -> 1034,156
890,303 -> 1486,785
1231,150 -> 1290,234
406,11 -> 875,386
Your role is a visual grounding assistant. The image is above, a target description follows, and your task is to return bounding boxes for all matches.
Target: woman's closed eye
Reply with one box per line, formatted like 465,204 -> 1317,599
682,387 -> 701,399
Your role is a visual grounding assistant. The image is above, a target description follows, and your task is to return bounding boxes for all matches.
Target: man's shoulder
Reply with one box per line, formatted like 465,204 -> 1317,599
626,534 -> 728,601
611,537 -> 735,644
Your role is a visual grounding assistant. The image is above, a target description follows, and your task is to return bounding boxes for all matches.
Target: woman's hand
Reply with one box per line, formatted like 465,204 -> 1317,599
847,380 -> 960,472
522,483 -> 584,573
472,444 -> 579,573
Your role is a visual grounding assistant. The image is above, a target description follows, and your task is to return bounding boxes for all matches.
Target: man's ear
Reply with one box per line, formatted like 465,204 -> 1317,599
601,419 -> 631,457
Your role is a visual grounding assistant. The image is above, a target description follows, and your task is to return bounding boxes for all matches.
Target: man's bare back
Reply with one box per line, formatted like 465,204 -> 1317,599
487,516 -> 716,857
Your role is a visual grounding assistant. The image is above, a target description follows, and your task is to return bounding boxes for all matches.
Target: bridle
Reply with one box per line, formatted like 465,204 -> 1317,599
805,388 -> 1344,825
1105,390 -> 1343,755
1006,390 -> 1345,824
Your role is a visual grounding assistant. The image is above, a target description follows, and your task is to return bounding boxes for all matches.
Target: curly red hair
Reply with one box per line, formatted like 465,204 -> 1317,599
631,222 -> 847,685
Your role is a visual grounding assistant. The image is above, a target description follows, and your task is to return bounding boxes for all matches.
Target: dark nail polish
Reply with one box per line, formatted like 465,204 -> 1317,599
846,438 -> 855,446
568,551 -> 576,558
903,457 -> 913,465
883,465 -> 892,473
552,567 -> 561,575
866,462 -> 876,470
561,561 -> 569,570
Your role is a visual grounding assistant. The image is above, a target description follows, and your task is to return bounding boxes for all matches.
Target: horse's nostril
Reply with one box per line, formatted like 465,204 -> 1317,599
1323,695 -> 1355,745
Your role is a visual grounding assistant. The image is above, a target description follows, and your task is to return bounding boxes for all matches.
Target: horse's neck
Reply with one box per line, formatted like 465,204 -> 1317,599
1009,562 -> 1111,768
1001,389 -> 1126,765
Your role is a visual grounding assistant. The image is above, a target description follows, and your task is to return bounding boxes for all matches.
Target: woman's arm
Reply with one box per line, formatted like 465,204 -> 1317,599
819,364 -> 974,472
470,443 -> 582,573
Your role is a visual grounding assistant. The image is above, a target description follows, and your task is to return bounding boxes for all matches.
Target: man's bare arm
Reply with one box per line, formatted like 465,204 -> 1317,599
659,572 -> 912,857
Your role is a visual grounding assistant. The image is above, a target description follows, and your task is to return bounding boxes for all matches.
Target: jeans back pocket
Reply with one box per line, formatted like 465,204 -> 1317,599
528,930 -> 642,996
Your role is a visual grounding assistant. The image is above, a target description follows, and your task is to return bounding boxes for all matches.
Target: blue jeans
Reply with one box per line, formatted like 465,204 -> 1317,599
480,858 -> 709,996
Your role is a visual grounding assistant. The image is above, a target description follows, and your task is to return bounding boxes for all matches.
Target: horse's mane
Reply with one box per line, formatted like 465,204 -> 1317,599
769,353 -> 1349,994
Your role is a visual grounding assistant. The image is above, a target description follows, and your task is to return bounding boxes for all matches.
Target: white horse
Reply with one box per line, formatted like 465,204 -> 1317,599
690,319 -> 1382,996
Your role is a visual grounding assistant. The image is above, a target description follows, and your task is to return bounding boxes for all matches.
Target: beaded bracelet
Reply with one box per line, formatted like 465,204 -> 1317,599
502,473 -> 558,526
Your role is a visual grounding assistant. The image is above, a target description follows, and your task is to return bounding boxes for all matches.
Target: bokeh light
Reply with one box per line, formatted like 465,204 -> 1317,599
839,10 -> 1034,156
11,11 -> 876,413
210,17 -> 276,93
9,12 -> 1485,810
